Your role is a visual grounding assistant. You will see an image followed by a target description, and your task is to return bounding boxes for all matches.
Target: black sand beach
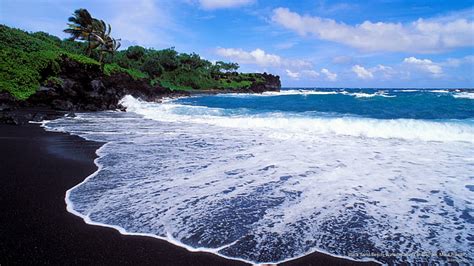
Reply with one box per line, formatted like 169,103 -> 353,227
0,123 -> 376,266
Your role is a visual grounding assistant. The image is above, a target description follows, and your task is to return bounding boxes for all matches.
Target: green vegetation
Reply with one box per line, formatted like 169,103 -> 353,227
103,63 -> 147,80
0,25 -> 102,99
111,47 -> 261,91
1,8 -> 268,100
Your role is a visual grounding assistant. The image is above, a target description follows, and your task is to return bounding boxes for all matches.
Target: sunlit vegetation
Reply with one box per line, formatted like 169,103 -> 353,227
0,8 -> 266,100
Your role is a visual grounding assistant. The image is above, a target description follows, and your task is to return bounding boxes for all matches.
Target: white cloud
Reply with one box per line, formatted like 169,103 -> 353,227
285,69 -> 321,80
286,58 -> 312,68
272,7 -> 474,53
403,57 -> 443,76
274,41 -> 297,50
442,55 -> 474,67
351,64 -> 394,80
352,65 -> 374,79
321,68 -> 337,81
109,0 -> 178,48
215,47 -> 311,68
301,69 -> 320,78
333,55 -> 353,64
216,48 -> 281,66
198,0 -> 255,10
286,69 -> 300,79
375,65 -> 395,79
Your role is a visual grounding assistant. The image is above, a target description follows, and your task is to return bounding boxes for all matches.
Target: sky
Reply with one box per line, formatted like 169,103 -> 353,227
1,0 -> 473,88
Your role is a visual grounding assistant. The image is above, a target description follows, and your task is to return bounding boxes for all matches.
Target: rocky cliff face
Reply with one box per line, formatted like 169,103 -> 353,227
25,58 -> 184,112
0,58 -> 281,124
248,72 -> 281,93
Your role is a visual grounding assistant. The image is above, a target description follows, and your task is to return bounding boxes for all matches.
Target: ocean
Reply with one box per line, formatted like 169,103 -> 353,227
43,88 -> 474,264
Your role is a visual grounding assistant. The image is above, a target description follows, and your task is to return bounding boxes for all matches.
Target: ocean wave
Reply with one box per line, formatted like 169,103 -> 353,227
43,107 -> 474,265
394,89 -> 419,92
120,95 -> 474,143
222,89 -> 396,98
262,89 -> 339,96
347,92 -> 395,98
453,92 -> 474,99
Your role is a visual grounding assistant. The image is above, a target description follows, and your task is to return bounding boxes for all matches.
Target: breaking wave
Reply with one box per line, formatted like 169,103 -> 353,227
120,95 -> 474,143
42,92 -> 474,265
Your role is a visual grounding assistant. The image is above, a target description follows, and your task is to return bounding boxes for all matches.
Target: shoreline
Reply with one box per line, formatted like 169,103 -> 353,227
0,123 -> 245,265
1,122 -> 377,265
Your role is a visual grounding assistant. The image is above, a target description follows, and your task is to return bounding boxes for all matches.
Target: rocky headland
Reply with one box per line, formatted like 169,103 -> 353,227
0,56 -> 280,124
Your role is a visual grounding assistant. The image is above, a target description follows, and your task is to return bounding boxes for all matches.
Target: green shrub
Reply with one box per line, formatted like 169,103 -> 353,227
104,63 -> 147,80
0,25 -> 103,100
0,48 -> 41,99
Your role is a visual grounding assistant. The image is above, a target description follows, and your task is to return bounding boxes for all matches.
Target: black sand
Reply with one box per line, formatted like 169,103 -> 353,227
0,123 -> 376,266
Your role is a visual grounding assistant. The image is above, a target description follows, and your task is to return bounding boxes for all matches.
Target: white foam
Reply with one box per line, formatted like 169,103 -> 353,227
263,90 -> 339,96
453,92 -> 474,99
41,95 -> 474,264
120,95 -> 474,143
220,89 -> 398,99
348,92 -> 395,98
394,89 -> 419,92
42,108 -> 474,264
430,90 -> 450,93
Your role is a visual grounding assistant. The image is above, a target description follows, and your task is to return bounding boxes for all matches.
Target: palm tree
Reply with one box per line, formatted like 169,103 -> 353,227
64,9 -> 99,55
90,20 -> 121,63
64,9 -> 121,64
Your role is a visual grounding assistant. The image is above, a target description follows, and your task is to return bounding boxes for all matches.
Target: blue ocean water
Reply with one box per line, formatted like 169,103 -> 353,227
176,88 -> 474,120
43,88 -> 474,264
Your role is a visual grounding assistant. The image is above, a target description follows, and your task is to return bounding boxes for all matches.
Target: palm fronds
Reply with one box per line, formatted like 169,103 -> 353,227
63,8 -> 121,62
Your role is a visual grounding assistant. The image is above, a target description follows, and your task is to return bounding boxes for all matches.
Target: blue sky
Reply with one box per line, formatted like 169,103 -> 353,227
1,0 -> 473,88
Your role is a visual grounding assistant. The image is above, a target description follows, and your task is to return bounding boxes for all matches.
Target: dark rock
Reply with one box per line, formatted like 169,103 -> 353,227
0,92 -> 19,110
32,112 -> 46,122
84,104 -> 99,111
90,79 -> 105,91
60,79 -> 78,97
38,86 -> 55,92
1,55 -> 281,124
51,99 -> 74,111
248,73 -> 281,93
0,103 -> 11,112
31,86 -> 59,100
0,112 -> 18,125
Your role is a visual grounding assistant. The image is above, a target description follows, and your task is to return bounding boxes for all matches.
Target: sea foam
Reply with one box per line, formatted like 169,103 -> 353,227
120,95 -> 474,143
453,92 -> 474,100
43,94 -> 474,264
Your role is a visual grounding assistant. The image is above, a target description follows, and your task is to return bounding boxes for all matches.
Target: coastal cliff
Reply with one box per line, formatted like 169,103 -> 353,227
0,64 -> 280,124
0,25 -> 281,124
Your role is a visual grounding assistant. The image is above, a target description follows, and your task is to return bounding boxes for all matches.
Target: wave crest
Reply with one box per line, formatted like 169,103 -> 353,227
120,95 -> 474,143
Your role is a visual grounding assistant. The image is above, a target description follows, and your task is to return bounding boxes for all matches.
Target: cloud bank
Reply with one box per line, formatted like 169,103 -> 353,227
272,7 -> 474,53
403,57 -> 443,77
216,47 -> 311,68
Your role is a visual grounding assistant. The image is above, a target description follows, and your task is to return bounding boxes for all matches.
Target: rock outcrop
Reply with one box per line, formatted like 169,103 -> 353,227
25,58 -> 185,112
248,72 -> 281,93
0,57 -> 281,124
